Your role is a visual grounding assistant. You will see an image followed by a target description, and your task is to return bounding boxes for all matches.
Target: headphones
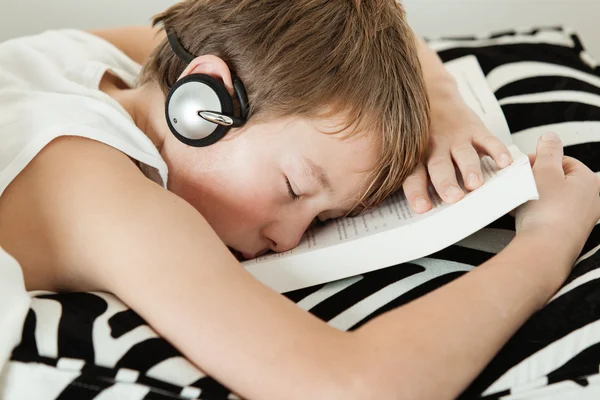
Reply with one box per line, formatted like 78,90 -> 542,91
165,29 -> 249,147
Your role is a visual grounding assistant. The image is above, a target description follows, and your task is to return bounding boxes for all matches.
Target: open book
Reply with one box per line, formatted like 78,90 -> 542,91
244,56 -> 539,293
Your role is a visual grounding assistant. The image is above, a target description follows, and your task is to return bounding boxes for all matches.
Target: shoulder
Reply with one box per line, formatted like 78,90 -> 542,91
0,136 -> 192,292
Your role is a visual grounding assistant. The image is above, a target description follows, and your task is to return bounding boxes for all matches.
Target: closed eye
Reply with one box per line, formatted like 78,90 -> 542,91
286,178 -> 300,201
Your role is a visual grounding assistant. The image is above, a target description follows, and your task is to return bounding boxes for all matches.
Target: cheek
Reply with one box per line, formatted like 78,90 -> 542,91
166,160 -> 277,241
203,179 -> 273,227
160,137 -> 282,243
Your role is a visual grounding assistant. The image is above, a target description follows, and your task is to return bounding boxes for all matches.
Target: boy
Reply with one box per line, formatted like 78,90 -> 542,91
1,1 -> 599,398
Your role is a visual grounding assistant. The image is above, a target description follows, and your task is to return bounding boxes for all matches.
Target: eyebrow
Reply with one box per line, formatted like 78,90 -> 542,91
302,157 -> 332,192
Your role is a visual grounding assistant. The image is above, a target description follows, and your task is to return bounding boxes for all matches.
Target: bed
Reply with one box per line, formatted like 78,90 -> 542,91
2,27 -> 600,400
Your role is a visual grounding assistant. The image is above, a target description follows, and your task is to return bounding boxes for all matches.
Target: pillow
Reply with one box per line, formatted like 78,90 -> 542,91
6,27 -> 600,400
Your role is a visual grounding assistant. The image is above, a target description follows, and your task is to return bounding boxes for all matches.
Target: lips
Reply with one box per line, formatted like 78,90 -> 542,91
251,249 -> 270,259
228,247 -> 269,261
228,247 -> 246,261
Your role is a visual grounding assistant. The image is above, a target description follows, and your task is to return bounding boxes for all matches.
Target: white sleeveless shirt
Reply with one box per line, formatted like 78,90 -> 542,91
0,29 -> 169,369
0,29 -> 169,194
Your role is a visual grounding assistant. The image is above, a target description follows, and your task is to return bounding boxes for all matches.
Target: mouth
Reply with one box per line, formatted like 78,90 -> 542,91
228,248 -> 269,261
228,247 -> 247,261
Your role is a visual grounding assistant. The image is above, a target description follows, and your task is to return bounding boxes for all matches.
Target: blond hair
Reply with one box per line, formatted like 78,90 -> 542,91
139,0 -> 430,214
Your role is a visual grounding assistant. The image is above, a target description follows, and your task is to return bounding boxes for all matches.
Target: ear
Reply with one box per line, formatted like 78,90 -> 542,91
178,55 -> 235,96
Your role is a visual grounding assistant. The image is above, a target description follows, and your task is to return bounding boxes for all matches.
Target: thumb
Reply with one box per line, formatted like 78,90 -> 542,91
533,132 -> 564,181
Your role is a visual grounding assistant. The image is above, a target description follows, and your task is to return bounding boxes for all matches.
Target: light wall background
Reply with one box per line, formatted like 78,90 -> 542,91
1,0 -> 599,58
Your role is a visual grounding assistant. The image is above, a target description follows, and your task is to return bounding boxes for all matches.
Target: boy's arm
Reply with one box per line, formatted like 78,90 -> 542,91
1,136 -> 590,400
87,26 -> 165,65
403,37 -> 512,213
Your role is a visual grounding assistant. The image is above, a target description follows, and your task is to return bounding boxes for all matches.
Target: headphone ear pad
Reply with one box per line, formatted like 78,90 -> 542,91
165,74 -> 234,147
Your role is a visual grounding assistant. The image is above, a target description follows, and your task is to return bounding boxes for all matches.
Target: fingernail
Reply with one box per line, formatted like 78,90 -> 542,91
542,132 -> 559,141
445,186 -> 462,198
415,196 -> 429,211
467,173 -> 480,186
499,153 -> 511,167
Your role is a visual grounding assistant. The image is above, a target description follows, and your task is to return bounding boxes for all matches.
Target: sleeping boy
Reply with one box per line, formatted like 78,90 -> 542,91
1,1 -> 599,398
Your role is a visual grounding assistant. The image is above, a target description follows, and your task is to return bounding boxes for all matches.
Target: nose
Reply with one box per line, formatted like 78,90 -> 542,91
262,217 -> 312,253
269,228 -> 304,253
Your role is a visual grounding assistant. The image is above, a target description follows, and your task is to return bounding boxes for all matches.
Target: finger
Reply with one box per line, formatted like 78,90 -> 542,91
528,154 -> 536,166
402,163 -> 433,214
473,133 -> 512,168
427,153 -> 464,204
533,132 -> 564,182
451,144 -> 484,191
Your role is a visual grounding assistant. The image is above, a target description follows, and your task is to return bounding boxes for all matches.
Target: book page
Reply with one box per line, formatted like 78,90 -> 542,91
244,56 -> 520,267
246,150 -> 536,293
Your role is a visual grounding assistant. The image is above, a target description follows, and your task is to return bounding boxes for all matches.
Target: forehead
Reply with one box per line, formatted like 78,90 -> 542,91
284,117 -> 379,202
307,116 -> 379,167
268,113 -> 373,147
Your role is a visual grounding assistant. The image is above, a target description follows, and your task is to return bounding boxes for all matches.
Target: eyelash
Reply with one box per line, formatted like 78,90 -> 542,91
286,178 -> 300,201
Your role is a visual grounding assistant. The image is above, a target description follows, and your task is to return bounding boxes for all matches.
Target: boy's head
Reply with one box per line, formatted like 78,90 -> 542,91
138,0 -> 429,258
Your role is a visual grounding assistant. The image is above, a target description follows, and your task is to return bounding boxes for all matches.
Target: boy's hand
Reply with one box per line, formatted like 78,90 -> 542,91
516,133 -> 600,270
403,103 -> 512,214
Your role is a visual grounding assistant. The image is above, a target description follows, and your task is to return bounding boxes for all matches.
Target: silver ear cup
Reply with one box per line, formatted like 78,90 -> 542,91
167,81 -> 223,141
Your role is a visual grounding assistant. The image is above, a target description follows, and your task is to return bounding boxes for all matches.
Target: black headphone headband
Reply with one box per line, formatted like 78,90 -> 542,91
166,29 -> 195,65
165,28 -> 249,120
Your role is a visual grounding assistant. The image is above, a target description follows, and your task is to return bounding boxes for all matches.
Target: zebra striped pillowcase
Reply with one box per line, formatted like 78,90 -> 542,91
6,27 -> 600,400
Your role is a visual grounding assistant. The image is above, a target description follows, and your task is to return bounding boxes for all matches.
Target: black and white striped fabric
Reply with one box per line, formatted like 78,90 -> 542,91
6,27 -> 600,400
